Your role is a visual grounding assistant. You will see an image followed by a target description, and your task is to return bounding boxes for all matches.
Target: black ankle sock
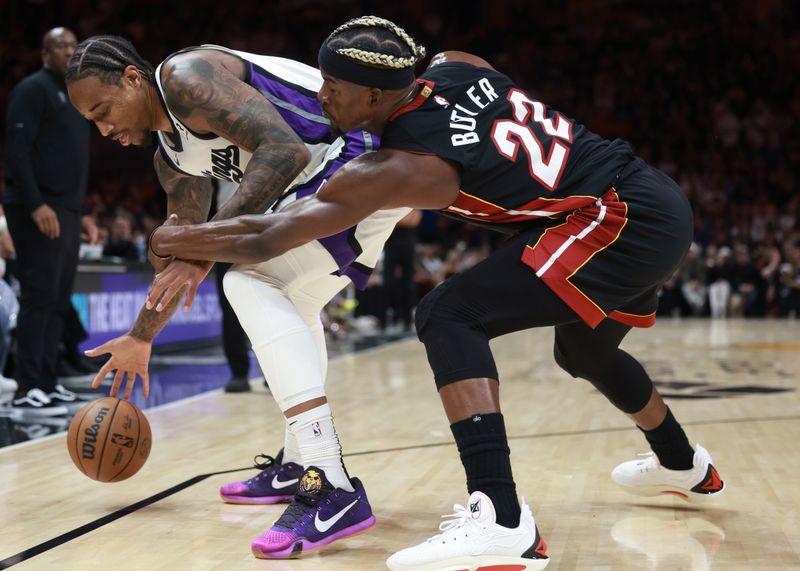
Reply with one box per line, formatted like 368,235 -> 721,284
640,408 -> 694,470
450,412 -> 520,528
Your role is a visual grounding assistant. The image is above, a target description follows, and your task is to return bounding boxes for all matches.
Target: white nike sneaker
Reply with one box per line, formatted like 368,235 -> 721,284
386,491 -> 549,571
611,444 -> 725,502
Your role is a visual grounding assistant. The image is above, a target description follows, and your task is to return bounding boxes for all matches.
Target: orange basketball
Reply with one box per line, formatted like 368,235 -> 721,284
67,397 -> 152,482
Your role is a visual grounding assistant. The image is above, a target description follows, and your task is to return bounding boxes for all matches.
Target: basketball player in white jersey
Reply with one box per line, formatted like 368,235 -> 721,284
66,36 -> 407,558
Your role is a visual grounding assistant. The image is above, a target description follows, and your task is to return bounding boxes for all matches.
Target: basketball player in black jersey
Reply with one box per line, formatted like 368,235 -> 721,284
148,16 -> 726,570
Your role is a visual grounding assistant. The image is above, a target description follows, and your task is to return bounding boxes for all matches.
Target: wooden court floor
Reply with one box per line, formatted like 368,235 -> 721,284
1,318 -> 799,570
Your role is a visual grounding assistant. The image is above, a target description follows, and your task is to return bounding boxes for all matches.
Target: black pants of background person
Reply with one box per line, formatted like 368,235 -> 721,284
5,204 -> 80,395
215,262 -> 251,390
58,301 -> 99,375
381,226 -> 417,331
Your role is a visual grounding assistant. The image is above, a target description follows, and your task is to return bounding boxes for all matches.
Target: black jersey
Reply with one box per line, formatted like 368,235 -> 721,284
381,62 -> 634,233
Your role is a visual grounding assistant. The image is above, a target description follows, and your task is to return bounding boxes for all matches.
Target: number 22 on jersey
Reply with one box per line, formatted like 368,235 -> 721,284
491,88 -> 573,191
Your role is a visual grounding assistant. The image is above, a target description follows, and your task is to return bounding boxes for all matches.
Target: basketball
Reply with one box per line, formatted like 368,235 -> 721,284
67,397 -> 152,482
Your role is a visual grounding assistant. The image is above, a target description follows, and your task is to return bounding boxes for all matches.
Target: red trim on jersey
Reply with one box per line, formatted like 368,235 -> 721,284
608,309 -> 656,328
389,79 -> 435,121
445,190 -> 598,223
520,188 -> 629,329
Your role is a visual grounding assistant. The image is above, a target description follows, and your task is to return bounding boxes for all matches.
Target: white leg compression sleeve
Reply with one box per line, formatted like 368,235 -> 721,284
223,241 -> 350,412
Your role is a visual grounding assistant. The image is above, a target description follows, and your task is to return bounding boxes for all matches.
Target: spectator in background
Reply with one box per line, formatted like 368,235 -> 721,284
0,258 -> 19,393
728,243 -> 763,317
778,262 -> 800,317
2,27 -> 97,415
0,210 -> 18,395
778,238 -> 800,317
707,246 -> 732,319
679,243 -> 707,316
415,243 -> 444,299
381,209 -> 421,334
102,211 -> 140,261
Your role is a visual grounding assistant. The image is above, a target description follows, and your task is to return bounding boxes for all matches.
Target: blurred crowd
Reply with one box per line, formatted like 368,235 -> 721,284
1,0 -> 797,326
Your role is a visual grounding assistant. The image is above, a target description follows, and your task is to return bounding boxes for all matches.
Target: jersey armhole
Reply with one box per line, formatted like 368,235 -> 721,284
157,144 -> 194,177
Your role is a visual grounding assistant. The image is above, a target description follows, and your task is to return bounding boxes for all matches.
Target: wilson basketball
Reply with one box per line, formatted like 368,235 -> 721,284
67,397 -> 152,482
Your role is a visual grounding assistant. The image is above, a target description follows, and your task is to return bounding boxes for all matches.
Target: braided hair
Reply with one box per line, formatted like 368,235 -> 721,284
325,16 -> 426,70
65,35 -> 154,85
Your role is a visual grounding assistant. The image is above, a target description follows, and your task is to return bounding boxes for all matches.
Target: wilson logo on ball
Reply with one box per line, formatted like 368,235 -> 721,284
81,406 -> 111,460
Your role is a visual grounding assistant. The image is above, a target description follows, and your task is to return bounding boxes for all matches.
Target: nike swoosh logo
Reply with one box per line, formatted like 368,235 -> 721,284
314,498 -> 359,532
271,475 -> 299,489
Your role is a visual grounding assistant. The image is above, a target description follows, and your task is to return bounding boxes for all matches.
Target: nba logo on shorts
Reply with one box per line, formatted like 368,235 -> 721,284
312,421 -> 322,437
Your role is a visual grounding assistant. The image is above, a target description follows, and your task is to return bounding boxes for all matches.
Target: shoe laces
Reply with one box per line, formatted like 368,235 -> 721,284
633,451 -> 662,471
275,490 -> 324,528
426,503 -> 475,543
253,453 -> 277,470
246,454 -> 279,485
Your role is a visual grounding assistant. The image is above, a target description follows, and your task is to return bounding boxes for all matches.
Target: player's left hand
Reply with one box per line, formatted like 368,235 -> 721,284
85,334 -> 152,399
146,258 -> 213,312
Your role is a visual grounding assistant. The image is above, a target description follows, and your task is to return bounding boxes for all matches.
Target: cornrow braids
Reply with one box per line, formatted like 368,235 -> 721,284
65,35 -> 154,86
325,16 -> 426,70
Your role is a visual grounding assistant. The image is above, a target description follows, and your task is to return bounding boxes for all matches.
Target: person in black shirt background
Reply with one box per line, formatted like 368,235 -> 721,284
3,27 -> 98,415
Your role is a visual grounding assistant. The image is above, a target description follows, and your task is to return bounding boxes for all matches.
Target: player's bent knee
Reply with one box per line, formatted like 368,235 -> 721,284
553,339 -> 581,378
553,339 -> 613,380
415,278 -> 471,342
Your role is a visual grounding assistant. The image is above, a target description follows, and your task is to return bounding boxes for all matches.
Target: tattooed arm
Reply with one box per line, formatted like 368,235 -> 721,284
161,51 -> 311,220
129,152 -> 214,339
84,153 -> 213,398
143,51 -> 312,313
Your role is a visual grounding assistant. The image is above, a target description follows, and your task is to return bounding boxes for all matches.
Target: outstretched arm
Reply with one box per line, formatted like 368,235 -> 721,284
148,150 -> 461,305
85,153 -> 214,399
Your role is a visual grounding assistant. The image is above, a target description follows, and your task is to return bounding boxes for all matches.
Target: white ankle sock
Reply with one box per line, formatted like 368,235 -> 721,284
282,421 -> 302,465
287,403 -> 354,492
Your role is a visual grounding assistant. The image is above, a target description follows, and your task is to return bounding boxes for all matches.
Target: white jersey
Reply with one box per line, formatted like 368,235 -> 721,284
154,45 -> 409,288
155,45 -> 331,188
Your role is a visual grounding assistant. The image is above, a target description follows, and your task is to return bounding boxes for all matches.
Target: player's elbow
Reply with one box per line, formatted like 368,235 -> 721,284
252,142 -> 311,189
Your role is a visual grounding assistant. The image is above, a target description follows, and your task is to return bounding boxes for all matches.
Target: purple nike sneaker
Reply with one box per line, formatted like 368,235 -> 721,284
219,449 -> 303,505
251,466 -> 376,559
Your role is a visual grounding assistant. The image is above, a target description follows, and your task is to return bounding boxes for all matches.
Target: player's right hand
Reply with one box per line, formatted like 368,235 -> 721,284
31,204 -> 60,239
85,334 -> 153,399
146,258 -> 213,313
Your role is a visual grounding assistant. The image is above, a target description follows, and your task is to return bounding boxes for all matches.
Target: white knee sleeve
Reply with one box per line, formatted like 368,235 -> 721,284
223,270 -> 326,411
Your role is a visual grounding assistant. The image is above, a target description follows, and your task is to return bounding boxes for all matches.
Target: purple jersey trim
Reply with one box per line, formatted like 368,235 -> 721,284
248,63 -> 335,145
288,130 -> 378,289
